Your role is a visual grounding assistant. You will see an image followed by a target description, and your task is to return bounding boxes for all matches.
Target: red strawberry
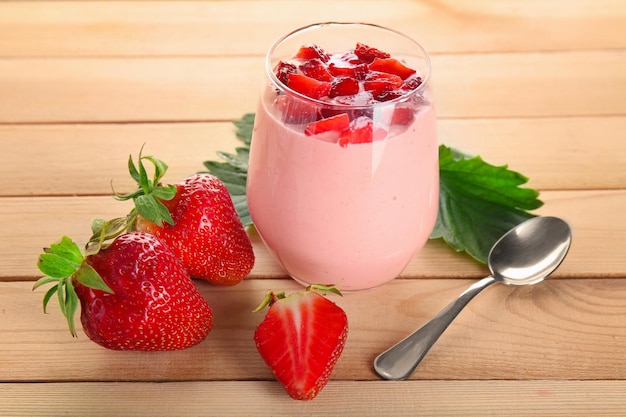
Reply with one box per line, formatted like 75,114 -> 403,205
295,43 -> 330,62
275,61 -> 297,85
304,113 -> 350,137
329,77 -> 360,98
253,285 -> 348,400
299,59 -> 333,82
327,62 -> 368,80
363,71 -> 404,98
368,57 -> 416,80
338,116 -> 387,147
287,73 -> 332,99
116,150 -> 254,286
354,42 -> 390,63
34,233 -> 213,351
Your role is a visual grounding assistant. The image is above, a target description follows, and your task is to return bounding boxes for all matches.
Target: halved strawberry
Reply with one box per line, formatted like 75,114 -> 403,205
299,59 -> 333,82
295,43 -> 330,62
304,113 -> 350,137
329,77 -> 360,98
287,73 -> 332,100
354,42 -> 390,63
253,285 -> 348,401
368,57 -> 416,80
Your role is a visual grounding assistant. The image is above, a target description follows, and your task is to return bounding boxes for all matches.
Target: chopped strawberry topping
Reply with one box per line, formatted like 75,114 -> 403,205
338,117 -> 387,147
329,77 -> 360,98
368,58 -> 416,80
299,59 -> 333,82
363,72 -> 404,99
272,41 -> 425,145
295,43 -> 330,62
287,74 -> 332,99
354,42 -> 390,63
327,62 -> 368,80
304,113 -> 350,136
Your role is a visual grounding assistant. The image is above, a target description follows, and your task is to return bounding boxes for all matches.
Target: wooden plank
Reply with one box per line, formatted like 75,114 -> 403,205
0,51 -> 624,123
1,190 -> 625,280
1,380 -> 625,417
2,278 -> 625,382
2,117 -> 625,197
0,0 -> 624,57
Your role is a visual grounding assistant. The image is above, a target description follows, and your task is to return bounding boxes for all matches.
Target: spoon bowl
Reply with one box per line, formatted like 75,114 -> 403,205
373,216 -> 572,381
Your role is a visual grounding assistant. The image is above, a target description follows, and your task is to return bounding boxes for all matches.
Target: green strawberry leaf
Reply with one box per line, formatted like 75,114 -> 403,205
34,236 -> 114,337
431,145 -> 543,262
203,114 -> 543,263
201,113 -> 255,227
114,146 -> 177,227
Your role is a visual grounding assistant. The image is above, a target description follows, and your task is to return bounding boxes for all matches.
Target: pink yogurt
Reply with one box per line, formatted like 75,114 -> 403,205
247,89 -> 439,291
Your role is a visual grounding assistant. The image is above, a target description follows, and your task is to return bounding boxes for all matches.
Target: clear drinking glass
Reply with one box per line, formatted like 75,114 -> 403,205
247,22 -> 439,291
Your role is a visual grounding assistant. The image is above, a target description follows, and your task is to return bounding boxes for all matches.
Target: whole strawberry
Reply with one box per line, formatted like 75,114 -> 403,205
34,232 -> 213,351
253,285 -> 348,400
117,149 -> 254,286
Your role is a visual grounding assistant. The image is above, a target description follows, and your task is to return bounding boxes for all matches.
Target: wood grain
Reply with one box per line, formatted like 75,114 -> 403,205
2,279 -> 625,382
0,0 -> 624,57
1,380 -> 625,417
2,190 -> 624,279
2,117 -> 625,197
0,50 -> 624,123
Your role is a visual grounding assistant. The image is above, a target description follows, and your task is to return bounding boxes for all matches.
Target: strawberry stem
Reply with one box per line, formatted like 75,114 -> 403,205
112,146 -> 177,227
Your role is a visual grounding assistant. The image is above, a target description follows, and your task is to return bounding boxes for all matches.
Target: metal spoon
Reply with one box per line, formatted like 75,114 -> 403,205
374,216 -> 572,381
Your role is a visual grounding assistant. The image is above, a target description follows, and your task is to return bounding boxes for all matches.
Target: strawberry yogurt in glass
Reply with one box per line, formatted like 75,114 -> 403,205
247,22 -> 439,290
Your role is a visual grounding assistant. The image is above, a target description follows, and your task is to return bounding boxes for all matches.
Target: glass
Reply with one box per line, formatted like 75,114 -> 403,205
247,22 -> 439,290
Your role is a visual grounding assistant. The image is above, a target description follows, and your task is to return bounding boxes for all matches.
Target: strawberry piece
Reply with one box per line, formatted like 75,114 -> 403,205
34,233 -> 213,351
295,43 -> 330,63
287,73 -> 332,100
354,42 -> 390,63
390,106 -> 415,125
329,77 -> 360,98
134,173 -> 255,286
275,94 -> 319,125
401,75 -> 423,91
338,116 -> 387,147
253,285 -> 348,401
275,61 -> 297,85
327,62 -> 368,80
368,57 -> 416,80
363,72 -> 403,99
299,58 -> 333,82
304,113 -> 350,136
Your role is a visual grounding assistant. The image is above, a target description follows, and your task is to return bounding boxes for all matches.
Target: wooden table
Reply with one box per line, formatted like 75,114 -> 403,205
1,1 -> 625,416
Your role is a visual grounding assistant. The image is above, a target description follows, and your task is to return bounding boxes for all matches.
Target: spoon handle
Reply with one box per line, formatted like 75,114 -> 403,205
374,276 -> 497,381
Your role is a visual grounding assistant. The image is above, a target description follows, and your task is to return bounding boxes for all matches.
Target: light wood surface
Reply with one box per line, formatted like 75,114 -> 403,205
1,1 -> 624,416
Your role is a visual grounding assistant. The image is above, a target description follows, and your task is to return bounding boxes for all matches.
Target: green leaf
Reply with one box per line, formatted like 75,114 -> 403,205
42,284 -> 58,314
201,115 -> 255,227
64,280 -> 79,337
47,236 -> 84,265
134,194 -> 175,227
431,145 -> 543,262
37,253 -> 79,278
151,184 -> 177,201
233,113 -> 255,144
74,263 -> 114,294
